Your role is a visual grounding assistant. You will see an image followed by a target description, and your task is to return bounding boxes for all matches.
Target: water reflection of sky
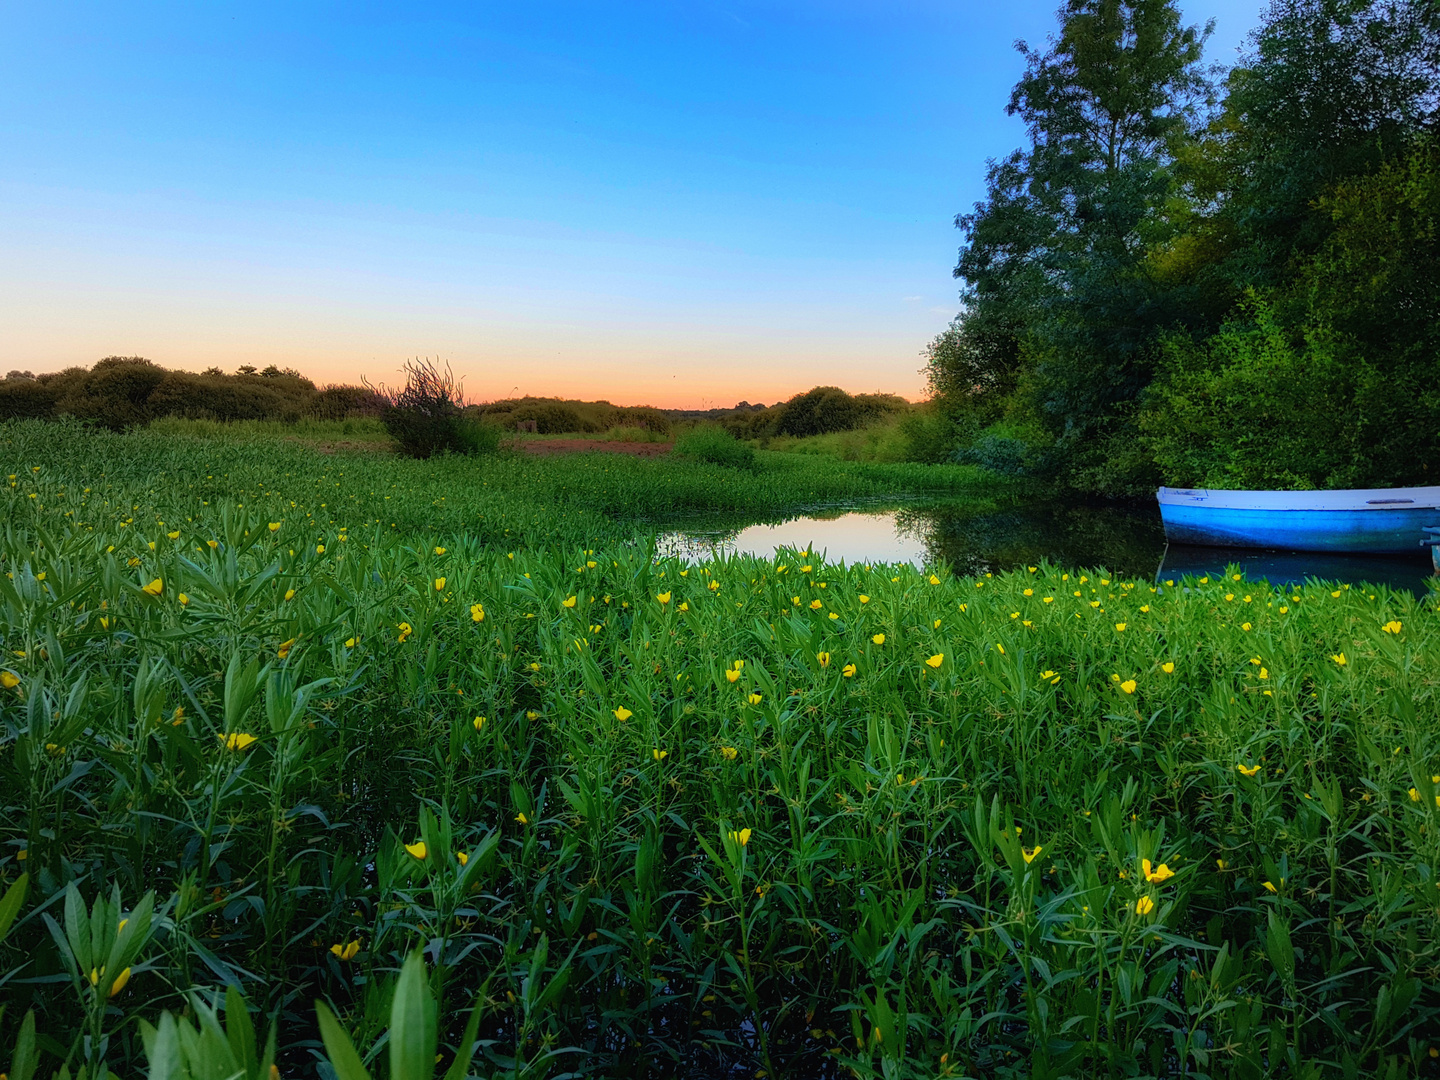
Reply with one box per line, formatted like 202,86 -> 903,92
660,512 -> 930,567
659,504 -> 1436,597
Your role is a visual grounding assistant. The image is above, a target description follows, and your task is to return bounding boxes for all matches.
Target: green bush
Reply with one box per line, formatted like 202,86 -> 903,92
1139,298 -> 1357,489
673,424 -> 756,469
771,386 -> 907,438
373,358 -> 494,459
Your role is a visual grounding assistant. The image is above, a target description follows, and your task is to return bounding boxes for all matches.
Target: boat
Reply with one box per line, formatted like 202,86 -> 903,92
1156,485 -> 1440,556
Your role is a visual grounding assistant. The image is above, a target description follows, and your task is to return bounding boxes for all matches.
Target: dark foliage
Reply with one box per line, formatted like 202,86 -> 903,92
929,0 -> 1440,493
372,358 -> 497,459
0,358 -> 386,428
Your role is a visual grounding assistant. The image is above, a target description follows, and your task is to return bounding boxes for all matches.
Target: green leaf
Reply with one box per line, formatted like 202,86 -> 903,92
388,953 -> 436,1080
10,1009 -> 38,1080
0,872 -> 28,943
314,1001 -> 371,1080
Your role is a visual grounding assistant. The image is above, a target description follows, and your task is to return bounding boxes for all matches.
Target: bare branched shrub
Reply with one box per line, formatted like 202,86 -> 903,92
369,358 -> 497,458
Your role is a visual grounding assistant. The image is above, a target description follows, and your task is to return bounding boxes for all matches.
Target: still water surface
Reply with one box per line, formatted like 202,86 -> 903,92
658,501 -> 1436,595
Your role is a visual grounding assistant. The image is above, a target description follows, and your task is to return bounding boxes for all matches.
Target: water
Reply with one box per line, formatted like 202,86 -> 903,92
658,500 -> 1437,595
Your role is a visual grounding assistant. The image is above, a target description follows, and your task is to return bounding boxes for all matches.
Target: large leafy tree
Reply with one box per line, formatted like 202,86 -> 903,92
934,0 -> 1213,487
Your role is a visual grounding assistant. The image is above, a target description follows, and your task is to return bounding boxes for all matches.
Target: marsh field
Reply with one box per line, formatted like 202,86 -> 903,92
1,418 -> 1438,1080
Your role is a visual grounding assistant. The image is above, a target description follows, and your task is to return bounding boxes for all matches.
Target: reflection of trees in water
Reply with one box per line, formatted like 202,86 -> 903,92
897,502 -> 1166,578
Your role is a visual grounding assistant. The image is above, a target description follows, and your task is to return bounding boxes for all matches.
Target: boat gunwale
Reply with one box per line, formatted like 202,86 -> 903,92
1157,485 -> 1440,513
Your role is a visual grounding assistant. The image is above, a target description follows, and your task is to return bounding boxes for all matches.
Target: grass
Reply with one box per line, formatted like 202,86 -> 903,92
1,418 -> 1438,1079
764,412 -> 913,462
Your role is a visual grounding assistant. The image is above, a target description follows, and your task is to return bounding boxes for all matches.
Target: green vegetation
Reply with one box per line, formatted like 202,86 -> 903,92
929,0 -> 1440,494
0,357 -> 383,428
673,425 -> 756,470
1,421 -> 1437,1078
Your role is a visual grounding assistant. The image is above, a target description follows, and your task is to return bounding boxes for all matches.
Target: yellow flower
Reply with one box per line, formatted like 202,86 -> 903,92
434,577 -> 446,592
656,591 -> 671,605
433,546 -> 446,555
748,692 -> 762,705
652,748 -> 668,761
471,603 -> 485,622
284,588 -> 296,601
277,638 -> 295,660
926,654 -> 944,668
720,745 -> 738,760
1120,680 -> 1136,694
725,668 -> 741,683
268,522 -> 281,532
1139,604 -> 1149,612
1331,590 -> 1341,598
108,967 -> 132,997
1114,622 -> 1126,632
858,594 -> 870,604
562,595 -> 577,608
817,651 -> 831,667
809,599 -> 823,610
1261,880 -> 1277,894
1383,620 -> 1402,634
178,592 -> 190,606
1160,662 -> 1174,673
1237,764 -> 1261,778
1023,588 -> 1033,596
872,633 -> 885,645
728,827 -> 752,847
613,706 -> 632,721
219,732 -> 257,752
208,539 -> 219,549
1331,652 -> 1347,666
167,530 -> 181,539
1258,667 -> 1268,679
456,851 -> 467,866
1021,845 -> 1042,864
928,574 -> 940,585
995,643 -> 1004,654
842,663 -> 857,677
405,841 -> 427,860
1241,622 -> 1252,631
1133,896 -> 1156,916
397,622 -> 412,642
828,611 -> 838,620
1142,859 -> 1174,884
1216,858 -> 1228,870
142,578 -> 163,597
344,637 -> 356,648
791,596 -> 801,606
473,716 -> 486,731
316,544 -> 325,555
1408,787 -> 1420,802
0,671 -> 19,690
330,940 -> 361,961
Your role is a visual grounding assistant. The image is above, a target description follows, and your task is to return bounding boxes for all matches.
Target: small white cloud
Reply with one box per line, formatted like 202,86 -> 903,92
928,306 -> 954,316
903,295 -> 923,303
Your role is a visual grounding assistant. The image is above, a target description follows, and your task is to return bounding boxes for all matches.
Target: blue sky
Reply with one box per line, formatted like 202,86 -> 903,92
0,1 -> 1262,407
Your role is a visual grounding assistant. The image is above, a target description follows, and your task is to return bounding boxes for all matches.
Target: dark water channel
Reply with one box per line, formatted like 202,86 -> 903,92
658,500 -> 1437,596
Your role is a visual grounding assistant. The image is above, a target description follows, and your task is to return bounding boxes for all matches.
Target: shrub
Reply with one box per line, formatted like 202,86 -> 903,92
0,375 -> 60,421
771,386 -> 907,438
673,424 -> 756,469
507,402 -> 590,434
371,358 -> 492,459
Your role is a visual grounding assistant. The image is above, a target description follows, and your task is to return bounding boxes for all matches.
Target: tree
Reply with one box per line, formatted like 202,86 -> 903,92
934,0 -> 1215,488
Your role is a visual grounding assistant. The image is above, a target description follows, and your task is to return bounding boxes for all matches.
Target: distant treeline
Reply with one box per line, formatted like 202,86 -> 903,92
929,0 -> 1440,494
0,358 -> 382,429
0,360 -> 916,446
708,387 -> 911,440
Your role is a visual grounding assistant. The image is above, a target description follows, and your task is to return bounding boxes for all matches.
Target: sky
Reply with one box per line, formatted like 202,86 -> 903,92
0,1 -> 1263,409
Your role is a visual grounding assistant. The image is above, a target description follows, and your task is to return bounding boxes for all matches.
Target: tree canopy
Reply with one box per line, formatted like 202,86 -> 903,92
930,0 -> 1440,493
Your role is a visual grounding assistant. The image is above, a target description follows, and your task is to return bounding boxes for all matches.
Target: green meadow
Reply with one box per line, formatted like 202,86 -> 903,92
1,418 -> 1438,1079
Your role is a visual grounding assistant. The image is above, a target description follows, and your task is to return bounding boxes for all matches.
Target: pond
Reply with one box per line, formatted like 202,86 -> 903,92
658,500 -> 1437,596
